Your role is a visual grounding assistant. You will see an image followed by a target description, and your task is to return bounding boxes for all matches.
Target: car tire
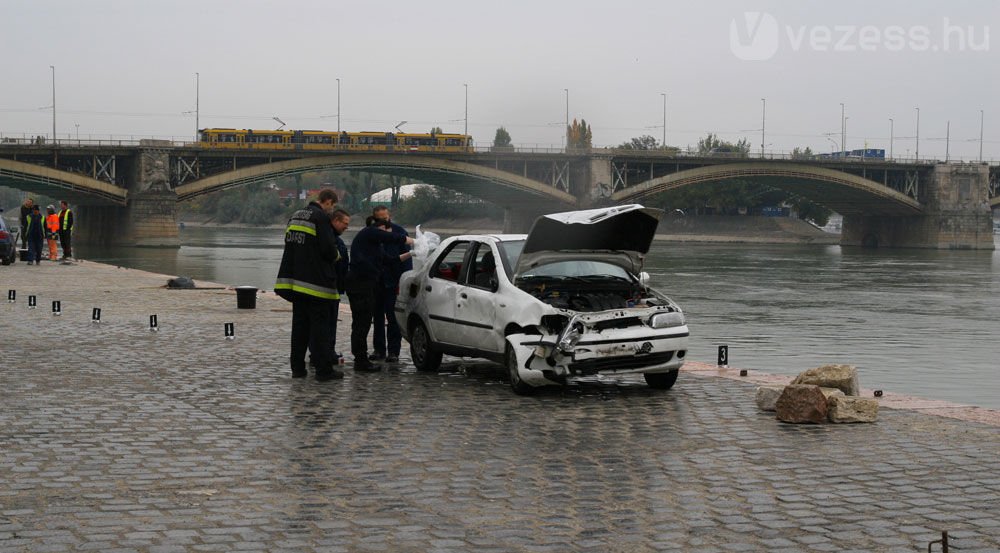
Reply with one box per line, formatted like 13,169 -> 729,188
1,255 -> 9,266
644,369 -> 679,390
505,343 -> 534,395
410,320 -> 442,372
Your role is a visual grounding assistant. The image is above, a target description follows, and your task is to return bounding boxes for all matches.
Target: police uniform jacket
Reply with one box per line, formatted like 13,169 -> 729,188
274,202 -> 340,302
347,224 -> 407,284
334,234 -> 349,295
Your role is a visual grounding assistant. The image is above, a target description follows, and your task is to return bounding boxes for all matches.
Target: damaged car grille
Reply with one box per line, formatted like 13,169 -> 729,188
568,351 -> 676,375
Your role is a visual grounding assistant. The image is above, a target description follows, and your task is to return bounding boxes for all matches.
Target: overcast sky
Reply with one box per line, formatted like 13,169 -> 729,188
2,0 -> 997,159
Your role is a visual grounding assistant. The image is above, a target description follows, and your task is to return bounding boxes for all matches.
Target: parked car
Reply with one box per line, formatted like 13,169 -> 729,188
396,204 -> 689,394
0,215 -> 18,265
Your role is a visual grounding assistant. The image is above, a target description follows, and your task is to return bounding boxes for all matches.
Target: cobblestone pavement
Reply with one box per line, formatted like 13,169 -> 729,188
2,261 -> 999,553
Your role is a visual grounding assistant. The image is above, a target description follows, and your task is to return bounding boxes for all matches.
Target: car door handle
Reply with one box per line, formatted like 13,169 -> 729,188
460,293 -> 468,299
424,285 -> 432,292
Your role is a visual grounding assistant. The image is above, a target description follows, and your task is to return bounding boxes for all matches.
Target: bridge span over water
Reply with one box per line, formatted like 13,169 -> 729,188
0,140 -> 995,250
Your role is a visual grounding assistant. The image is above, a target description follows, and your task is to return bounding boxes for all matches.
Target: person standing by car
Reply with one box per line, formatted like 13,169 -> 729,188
44,205 -> 60,261
25,204 -> 45,265
274,189 -> 343,382
19,197 -> 34,250
58,200 -> 74,260
346,216 -> 413,372
370,206 -> 412,363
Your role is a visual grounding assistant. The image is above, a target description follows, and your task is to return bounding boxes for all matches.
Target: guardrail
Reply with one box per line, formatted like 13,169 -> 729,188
2,135 -> 997,165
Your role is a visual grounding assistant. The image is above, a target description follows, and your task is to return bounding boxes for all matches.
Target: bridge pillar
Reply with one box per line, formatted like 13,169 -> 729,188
77,143 -> 180,247
842,164 -> 994,249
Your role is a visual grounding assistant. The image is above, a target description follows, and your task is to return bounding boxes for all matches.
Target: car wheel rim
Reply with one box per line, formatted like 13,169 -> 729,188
412,326 -> 426,364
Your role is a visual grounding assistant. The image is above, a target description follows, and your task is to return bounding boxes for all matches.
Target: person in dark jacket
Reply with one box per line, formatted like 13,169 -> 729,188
25,205 -> 45,265
346,216 -> 413,372
370,206 -> 412,363
329,209 -> 351,362
274,189 -> 343,381
19,197 -> 34,249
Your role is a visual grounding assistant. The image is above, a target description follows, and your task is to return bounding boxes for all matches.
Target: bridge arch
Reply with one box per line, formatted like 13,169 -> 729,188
0,158 -> 127,205
610,162 -> 923,216
174,154 -> 577,210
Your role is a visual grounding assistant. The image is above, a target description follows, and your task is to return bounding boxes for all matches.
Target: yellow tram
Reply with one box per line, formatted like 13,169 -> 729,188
198,128 -> 473,152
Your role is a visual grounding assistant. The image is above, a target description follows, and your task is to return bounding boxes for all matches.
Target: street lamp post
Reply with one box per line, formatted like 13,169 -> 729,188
980,109 -> 984,162
761,98 -> 766,158
564,88 -> 569,149
946,120 -> 951,162
915,107 -> 920,161
75,123 -> 79,141
50,65 -> 56,143
464,83 -> 468,137
889,118 -> 894,160
840,102 -> 845,154
660,92 -> 667,148
336,78 -> 341,133
195,72 -> 200,139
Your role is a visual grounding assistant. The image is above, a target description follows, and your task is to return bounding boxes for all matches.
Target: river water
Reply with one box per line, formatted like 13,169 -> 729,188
79,226 -> 1000,409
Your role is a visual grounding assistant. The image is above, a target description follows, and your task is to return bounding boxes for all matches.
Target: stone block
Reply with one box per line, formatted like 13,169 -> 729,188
792,364 -> 859,396
755,386 -> 784,411
775,384 -> 829,424
828,396 -> 879,423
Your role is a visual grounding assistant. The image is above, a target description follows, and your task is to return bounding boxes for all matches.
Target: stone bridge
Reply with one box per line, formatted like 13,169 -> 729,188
0,141 -> 995,249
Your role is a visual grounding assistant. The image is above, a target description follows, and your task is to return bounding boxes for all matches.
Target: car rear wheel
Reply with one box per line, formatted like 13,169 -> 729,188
410,320 -> 442,372
644,369 -> 679,390
505,344 -> 534,395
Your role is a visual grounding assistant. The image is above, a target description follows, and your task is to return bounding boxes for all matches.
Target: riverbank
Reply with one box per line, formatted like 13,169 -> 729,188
180,214 -> 841,244
2,259 -> 998,551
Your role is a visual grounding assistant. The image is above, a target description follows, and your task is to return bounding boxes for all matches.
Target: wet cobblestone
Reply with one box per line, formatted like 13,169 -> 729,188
1,261 -> 999,552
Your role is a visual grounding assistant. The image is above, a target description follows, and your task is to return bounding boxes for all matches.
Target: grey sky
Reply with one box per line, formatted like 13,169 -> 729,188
2,0 -> 996,159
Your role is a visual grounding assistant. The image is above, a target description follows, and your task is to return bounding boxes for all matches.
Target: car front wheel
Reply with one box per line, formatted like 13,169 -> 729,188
644,369 -> 679,390
505,344 -> 534,395
410,320 -> 442,372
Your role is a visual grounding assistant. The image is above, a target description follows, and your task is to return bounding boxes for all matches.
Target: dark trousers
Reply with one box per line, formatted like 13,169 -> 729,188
27,237 -> 43,263
290,297 -> 333,374
329,298 -> 341,356
20,226 -> 28,249
372,286 -> 402,356
346,277 -> 376,366
59,230 -> 72,258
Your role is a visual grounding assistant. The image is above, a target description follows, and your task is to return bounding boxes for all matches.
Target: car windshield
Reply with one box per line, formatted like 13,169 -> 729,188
497,240 -> 525,278
519,260 -> 632,281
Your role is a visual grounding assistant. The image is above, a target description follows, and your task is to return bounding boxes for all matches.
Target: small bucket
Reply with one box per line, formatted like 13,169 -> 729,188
235,286 -> 258,309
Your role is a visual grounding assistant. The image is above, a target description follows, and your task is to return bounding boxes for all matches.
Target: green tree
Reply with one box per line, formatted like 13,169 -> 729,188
617,135 -> 680,154
697,133 -> 750,156
791,147 -> 815,159
567,118 -> 592,148
429,126 -> 443,135
493,127 -> 512,147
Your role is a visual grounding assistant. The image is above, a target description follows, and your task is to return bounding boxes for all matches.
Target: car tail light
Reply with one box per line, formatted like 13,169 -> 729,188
0,231 -> 9,240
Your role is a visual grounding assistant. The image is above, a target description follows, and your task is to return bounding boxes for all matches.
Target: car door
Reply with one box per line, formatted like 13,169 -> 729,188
423,240 -> 472,346
454,241 -> 503,353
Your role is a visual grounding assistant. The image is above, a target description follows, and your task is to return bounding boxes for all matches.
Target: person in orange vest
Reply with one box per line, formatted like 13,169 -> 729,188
44,205 -> 60,261
58,200 -> 74,260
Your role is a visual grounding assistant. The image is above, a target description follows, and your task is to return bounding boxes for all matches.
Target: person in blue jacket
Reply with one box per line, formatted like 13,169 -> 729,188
329,209 -> 351,362
369,206 -> 412,363
25,205 -> 45,265
346,215 -> 413,371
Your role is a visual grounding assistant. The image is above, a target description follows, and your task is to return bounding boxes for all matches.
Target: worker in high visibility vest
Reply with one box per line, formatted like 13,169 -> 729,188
58,200 -> 74,260
25,205 -> 45,265
44,205 -> 60,261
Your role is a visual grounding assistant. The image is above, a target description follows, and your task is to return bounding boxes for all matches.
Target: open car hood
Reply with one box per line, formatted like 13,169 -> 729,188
514,204 -> 663,276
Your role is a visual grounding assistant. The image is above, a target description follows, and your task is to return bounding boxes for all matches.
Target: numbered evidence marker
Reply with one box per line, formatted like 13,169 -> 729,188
27,295 -> 37,309
92,308 -> 102,323
52,300 -> 62,316
7,290 -> 14,303
717,345 -> 729,367
224,322 -> 235,340
149,314 -> 159,332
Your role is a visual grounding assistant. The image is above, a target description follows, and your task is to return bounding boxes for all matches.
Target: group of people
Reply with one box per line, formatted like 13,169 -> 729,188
274,189 -> 414,381
19,197 -> 74,265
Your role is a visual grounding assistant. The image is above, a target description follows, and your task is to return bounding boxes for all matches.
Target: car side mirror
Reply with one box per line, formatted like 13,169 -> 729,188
489,277 -> 499,293
638,272 -> 651,286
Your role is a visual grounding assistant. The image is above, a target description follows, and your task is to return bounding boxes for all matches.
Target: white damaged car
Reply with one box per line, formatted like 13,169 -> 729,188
395,204 -> 689,394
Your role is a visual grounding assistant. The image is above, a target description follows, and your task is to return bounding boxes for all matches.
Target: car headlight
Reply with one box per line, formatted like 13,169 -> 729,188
649,311 -> 685,329
557,317 -> 584,352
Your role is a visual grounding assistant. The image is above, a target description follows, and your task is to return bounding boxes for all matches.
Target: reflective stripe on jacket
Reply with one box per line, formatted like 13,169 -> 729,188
59,208 -> 73,230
